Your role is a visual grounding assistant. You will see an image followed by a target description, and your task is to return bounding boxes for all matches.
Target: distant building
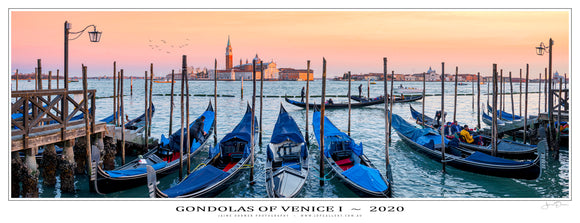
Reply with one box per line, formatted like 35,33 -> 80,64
279,68 -> 314,81
209,37 -> 279,80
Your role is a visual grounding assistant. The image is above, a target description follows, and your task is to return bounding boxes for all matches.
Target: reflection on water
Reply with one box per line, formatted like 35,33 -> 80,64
12,79 -> 569,198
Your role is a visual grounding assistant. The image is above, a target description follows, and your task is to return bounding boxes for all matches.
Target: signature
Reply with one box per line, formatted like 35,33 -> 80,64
541,201 -> 568,210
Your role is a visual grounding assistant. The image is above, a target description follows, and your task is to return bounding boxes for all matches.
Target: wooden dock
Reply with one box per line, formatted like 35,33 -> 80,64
11,88 -> 107,197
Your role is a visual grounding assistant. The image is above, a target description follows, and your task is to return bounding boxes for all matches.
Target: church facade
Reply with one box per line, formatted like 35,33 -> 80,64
210,36 -> 279,80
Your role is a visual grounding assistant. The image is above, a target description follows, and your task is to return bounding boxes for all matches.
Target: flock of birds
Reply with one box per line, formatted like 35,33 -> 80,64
148,38 -> 191,54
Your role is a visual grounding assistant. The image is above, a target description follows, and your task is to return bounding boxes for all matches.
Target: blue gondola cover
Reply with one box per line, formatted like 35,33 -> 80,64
313,111 -> 363,157
270,109 -> 305,144
220,107 -> 257,145
342,164 -> 388,192
168,110 -> 215,152
106,161 -> 167,178
465,152 -> 533,165
162,165 -> 230,197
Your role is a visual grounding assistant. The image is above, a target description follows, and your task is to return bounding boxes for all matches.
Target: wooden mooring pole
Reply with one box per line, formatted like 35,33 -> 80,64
492,64 -> 498,157
477,72 -> 481,129
113,62 -> 117,126
241,77 -> 244,99
305,60 -> 310,146
510,71 -> 515,121
453,66 -> 458,123
214,59 -> 218,145
179,55 -> 186,181
519,69 -> 522,117
121,69 -> 126,165
440,62 -> 446,173
389,71 -> 394,143
524,64 -> 529,144
15,69 -> 19,90
422,72 -> 426,127
250,60 -> 256,184
144,71 -> 149,151
499,69 -> 503,116
82,65 -> 93,175
383,57 -> 390,170
259,62 -> 264,146
472,74 -> 474,110
320,58 -> 327,186
149,64 -> 154,141
348,71 -> 351,137
538,72 -> 542,116
56,70 -> 59,89
186,63 -> 191,174
169,70 -> 175,136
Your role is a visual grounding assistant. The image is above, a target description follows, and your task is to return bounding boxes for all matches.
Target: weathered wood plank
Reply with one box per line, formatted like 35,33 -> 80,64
11,123 -> 107,152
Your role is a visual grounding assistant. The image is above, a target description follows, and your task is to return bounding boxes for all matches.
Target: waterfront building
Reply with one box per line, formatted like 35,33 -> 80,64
279,68 -> 314,81
210,37 -> 279,80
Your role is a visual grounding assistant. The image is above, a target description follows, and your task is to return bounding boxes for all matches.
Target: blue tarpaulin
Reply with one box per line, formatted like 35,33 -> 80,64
391,113 -> 451,149
168,109 -> 215,152
220,105 -> 257,145
465,152 -> 533,165
106,162 -> 167,178
313,111 -> 363,157
162,165 -> 230,197
270,107 -> 304,144
342,164 -> 388,192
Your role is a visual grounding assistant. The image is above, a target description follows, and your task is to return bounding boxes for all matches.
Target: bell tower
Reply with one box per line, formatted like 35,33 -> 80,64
225,35 -> 233,70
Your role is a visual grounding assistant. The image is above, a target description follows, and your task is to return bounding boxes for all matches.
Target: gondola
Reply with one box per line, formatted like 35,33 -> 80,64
285,96 -> 384,109
487,103 -> 522,121
147,103 -> 258,198
350,95 -> 423,103
410,105 -> 537,159
90,102 -> 214,194
312,107 -> 391,197
265,104 -> 309,198
391,113 -> 541,180
100,104 -> 155,130
482,111 -> 506,127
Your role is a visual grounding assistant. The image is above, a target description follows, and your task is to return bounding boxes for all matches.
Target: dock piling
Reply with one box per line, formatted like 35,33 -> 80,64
320,57 -> 327,186
453,66 -> 458,122
440,62 -> 446,173
348,71 -> 351,136
305,60 -> 310,146
214,59 -> 218,145
250,60 -> 256,184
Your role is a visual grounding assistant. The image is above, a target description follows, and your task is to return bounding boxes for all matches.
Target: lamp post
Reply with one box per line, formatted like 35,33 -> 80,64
536,38 -> 554,151
64,21 -> 102,89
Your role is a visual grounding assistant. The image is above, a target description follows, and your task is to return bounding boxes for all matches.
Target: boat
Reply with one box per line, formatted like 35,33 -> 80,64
265,104 -> 309,198
285,96 -> 384,109
312,107 -> 391,197
100,104 -> 155,130
90,102 -> 214,194
394,85 -> 422,94
482,111 -> 506,127
391,112 -> 541,180
153,80 -> 175,83
410,105 -> 537,159
487,103 -> 522,121
68,79 -> 79,83
147,103 -> 257,198
350,95 -> 423,103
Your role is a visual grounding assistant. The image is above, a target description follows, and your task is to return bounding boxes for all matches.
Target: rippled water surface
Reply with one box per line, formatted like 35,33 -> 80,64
12,79 -> 569,198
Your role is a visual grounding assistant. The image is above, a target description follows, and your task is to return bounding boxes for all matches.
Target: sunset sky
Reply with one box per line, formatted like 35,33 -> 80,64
10,10 -> 570,78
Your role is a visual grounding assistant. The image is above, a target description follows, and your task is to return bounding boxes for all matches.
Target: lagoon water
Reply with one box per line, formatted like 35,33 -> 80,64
11,79 -> 569,198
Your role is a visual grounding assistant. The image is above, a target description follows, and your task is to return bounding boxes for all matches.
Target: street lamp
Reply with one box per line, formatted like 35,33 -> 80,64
536,38 -> 554,150
64,21 -> 102,89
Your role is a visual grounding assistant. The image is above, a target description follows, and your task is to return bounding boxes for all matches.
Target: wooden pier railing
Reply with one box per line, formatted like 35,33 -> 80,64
11,89 -> 98,152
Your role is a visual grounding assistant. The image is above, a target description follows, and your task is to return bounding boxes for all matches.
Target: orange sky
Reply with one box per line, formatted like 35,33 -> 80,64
10,10 -> 570,78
